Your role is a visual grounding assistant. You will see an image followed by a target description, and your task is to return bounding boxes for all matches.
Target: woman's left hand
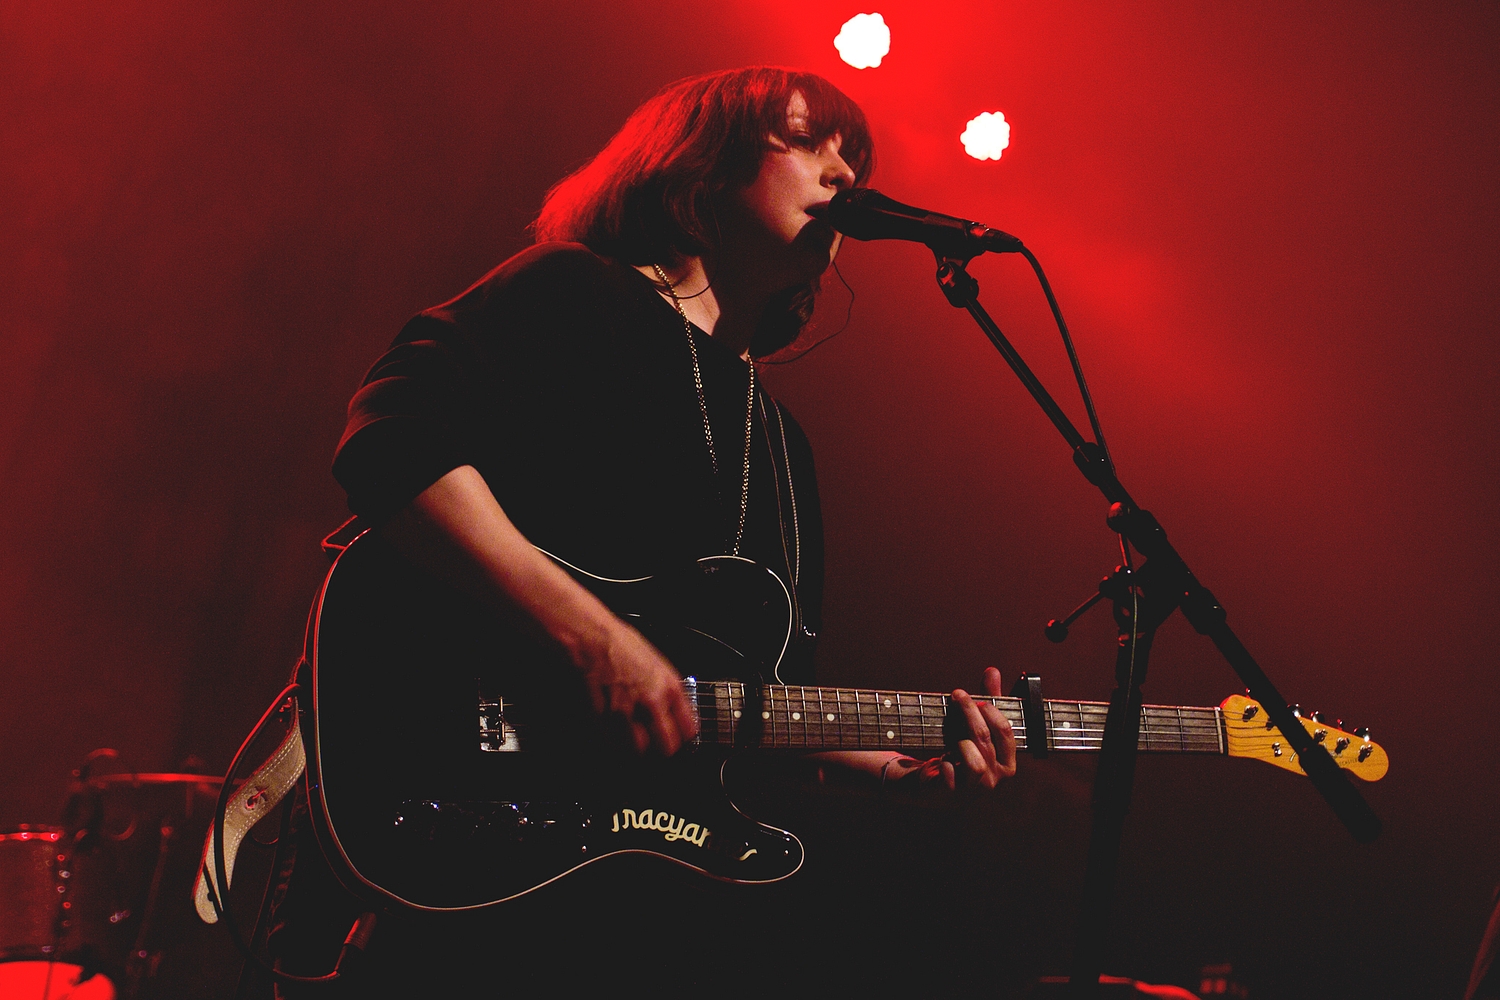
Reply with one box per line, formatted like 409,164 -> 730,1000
940,665 -> 1019,791
881,666 -> 1018,796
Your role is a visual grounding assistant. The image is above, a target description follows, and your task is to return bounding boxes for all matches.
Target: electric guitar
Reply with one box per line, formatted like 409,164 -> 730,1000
304,530 -> 1387,913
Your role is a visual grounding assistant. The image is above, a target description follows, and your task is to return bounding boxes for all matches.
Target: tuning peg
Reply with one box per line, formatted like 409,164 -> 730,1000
1288,704 -> 1302,718
1334,718 -> 1344,730
1354,726 -> 1370,741
1311,711 -> 1325,723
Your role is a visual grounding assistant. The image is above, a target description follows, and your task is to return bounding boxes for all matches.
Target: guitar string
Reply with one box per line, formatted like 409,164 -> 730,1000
689,684 -> 1316,754
518,721 -> 1215,752
695,694 -> 1223,748
745,694 -> 1217,723
699,732 -> 1331,752
696,716 -> 1224,740
713,688 -> 1224,718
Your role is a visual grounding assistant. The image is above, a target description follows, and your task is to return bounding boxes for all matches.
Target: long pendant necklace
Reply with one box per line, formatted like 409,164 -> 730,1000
653,264 -> 755,556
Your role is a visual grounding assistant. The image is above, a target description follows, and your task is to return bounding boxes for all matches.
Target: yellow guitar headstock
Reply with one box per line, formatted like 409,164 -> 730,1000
1221,695 -> 1388,781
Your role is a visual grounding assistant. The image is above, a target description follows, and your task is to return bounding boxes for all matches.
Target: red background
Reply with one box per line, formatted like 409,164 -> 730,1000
2,2 -> 1495,994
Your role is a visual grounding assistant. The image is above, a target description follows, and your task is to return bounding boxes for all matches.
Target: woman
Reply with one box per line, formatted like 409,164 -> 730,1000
272,66 -> 1014,995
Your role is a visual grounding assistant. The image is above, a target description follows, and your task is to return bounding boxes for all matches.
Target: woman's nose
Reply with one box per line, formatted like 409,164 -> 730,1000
825,153 -> 856,190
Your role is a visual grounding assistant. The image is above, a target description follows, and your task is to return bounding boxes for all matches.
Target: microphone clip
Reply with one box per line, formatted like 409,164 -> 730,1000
935,256 -> 982,307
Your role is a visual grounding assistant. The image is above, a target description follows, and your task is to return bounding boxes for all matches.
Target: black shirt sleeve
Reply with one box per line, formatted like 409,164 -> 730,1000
332,325 -> 477,523
331,243 -> 620,524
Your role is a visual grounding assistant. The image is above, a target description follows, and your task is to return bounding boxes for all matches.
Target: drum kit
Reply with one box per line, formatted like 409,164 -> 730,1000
0,752 -> 266,999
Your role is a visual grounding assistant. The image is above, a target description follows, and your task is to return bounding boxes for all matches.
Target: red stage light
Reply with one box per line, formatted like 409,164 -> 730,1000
961,111 -> 1011,161
834,13 -> 891,69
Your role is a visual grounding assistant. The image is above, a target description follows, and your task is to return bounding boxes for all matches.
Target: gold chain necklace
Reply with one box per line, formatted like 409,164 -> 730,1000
653,264 -> 754,555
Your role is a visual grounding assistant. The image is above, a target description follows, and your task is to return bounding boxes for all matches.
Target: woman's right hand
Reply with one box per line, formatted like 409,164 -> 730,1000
383,465 -> 697,759
573,621 -> 698,756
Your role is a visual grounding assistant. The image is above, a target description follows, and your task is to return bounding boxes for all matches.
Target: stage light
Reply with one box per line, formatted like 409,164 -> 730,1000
835,13 -> 890,69
961,111 -> 1011,161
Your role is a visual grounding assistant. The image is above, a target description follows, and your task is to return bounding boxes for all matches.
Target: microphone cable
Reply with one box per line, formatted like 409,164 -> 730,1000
1017,245 -> 1114,477
759,255 -> 857,365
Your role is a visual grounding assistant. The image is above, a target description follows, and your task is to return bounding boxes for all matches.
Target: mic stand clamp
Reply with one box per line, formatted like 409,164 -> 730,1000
1045,556 -> 1139,644
1065,545 -> 1186,998
929,254 -> 1380,999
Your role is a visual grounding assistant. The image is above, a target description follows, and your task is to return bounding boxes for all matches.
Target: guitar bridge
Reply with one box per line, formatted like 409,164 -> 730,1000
479,697 -> 521,752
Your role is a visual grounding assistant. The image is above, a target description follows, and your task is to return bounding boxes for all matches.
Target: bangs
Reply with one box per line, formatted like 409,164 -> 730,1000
701,67 -> 875,188
777,72 -> 875,183
535,66 -> 875,264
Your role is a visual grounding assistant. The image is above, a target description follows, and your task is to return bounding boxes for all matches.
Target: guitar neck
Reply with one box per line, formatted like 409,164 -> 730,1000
688,681 -> 1225,755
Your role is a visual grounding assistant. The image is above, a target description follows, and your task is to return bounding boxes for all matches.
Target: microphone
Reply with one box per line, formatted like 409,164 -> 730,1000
823,188 -> 1024,258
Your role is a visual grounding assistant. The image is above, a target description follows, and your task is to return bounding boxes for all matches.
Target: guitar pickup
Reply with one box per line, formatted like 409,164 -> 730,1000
393,799 -> 590,851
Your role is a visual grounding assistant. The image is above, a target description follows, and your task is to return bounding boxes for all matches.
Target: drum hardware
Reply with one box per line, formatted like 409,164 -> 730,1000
0,748 -> 253,998
0,824 -> 115,998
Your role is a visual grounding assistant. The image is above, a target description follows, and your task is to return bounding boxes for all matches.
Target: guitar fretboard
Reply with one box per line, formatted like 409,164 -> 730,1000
686,681 -> 1225,755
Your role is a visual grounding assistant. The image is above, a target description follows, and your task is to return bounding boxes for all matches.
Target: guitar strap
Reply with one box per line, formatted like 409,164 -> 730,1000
190,517 -> 357,924
192,703 -> 306,924
757,396 -> 804,642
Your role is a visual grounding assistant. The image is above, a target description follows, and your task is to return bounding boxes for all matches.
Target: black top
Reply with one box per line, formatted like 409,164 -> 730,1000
331,242 -> 823,679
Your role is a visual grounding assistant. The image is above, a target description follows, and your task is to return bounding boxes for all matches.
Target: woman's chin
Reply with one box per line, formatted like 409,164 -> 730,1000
789,225 -> 839,273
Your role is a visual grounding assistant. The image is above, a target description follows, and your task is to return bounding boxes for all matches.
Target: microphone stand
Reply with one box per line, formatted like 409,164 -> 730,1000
929,255 -> 1381,998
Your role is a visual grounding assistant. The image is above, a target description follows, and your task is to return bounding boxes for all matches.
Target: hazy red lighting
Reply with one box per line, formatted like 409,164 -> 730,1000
961,112 -> 1011,161
835,13 -> 890,69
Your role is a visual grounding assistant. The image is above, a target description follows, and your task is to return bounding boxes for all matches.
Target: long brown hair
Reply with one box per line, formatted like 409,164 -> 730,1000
533,67 -> 874,357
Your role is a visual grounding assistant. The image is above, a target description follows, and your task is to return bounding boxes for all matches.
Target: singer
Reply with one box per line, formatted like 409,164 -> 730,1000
267,66 -> 1016,995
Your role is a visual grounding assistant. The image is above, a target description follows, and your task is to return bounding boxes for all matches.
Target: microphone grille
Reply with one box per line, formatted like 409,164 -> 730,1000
826,188 -> 891,240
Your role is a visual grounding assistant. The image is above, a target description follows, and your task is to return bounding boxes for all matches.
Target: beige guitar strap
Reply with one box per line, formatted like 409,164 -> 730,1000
192,703 -> 307,924
192,516 -> 355,924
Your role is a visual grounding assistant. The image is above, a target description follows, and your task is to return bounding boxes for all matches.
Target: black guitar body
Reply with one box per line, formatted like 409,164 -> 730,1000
304,530 -> 805,912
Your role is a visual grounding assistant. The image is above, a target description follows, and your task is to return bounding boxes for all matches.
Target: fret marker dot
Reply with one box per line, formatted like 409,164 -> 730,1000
791,712 -> 801,721
883,699 -> 892,708
732,710 -> 741,719
827,713 -> 836,722
886,730 -> 895,740
762,711 -> 771,720
1062,721 -> 1072,728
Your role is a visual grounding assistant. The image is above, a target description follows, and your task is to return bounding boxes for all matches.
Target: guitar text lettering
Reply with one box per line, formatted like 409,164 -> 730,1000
610,807 -> 711,848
